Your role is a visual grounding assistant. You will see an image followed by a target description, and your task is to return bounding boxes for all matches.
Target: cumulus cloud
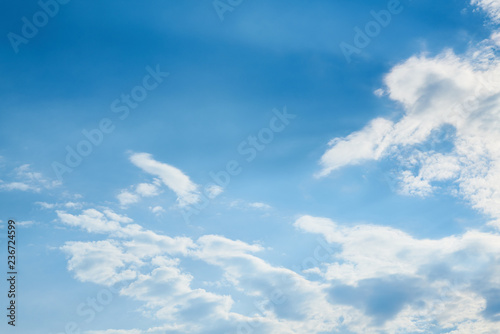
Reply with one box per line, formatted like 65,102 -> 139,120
58,3 -> 500,333
316,37 -> 500,224
57,209 -> 122,234
121,259 -> 233,322
58,207 -> 349,333
135,182 -> 161,197
117,190 -> 140,206
116,180 -> 162,207
192,235 -> 345,333
57,208 -> 194,256
295,215 -> 500,331
62,240 -> 140,286
130,153 -> 200,207
57,206 -> 500,333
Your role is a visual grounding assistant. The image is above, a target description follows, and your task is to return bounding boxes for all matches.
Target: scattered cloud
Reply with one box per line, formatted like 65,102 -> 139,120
55,201 -> 500,333
229,200 -> 272,211
62,240 -> 141,286
129,153 -> 200,207
205,184 -> 224,199
135,182 -> 161,197
472,0 -> 500,22
248,202 -> 272,210
64,201 -> 83,209
84,330 -> 143,334
0,164 -> 60,192
117,190 -> 140,206
295,214 -> 500,331
149,206 -> 165,215
316,36 -> 500,225
17,220 -> 36,227
35,202 -> 56,209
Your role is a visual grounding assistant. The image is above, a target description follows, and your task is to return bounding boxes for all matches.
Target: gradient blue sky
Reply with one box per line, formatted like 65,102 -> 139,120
1,1 -> 500,333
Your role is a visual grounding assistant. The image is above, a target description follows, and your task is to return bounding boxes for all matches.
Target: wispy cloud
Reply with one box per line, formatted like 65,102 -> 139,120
0,164 -> 60,192
129,153 -> 200,207
472,0 -> 500,22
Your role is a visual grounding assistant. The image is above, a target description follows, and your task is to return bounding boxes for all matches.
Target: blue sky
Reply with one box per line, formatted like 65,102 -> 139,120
1,0 -> 500,333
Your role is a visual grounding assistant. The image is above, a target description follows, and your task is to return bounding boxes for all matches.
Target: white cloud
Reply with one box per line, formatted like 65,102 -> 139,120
135,182 -> 161,197
104,209 -> 133,223
0,164 -> 60,192
205,184 -> 224,198
36,201 -> 86,210
84,330 -> 143,334
472,0 -> 500,22
117,190 -> 140,206
57,208 -> 194,256
58,207 -> 348,333
58,206 -> 500,333
121,259 -> 233,322
248,202 -> 272,210
116,181 -> 161,207
64,201 -> 82,209
0,181 -> 37,192
397,170 -> 434,197
316,118 -> 394,177
228,200 -> 272,211
294,214 -> 500,332
57,7 -> 500,331
36,202 -> 55,209
316,39 -> 500,224
62,240 -> 140,286
192,235 -> 345,333
149,206 -> 165,215
57,209 -> 122,234
129,153 -> 200,207
84,326 -> 185,334
374,88 -> 385,97
17,220 -> 35,227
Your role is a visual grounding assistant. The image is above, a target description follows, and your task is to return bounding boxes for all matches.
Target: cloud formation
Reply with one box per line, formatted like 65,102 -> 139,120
129,153 -> 200,207
317,35 -> 500,225
0,164 -> 60,192
295,214 -> 500,332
